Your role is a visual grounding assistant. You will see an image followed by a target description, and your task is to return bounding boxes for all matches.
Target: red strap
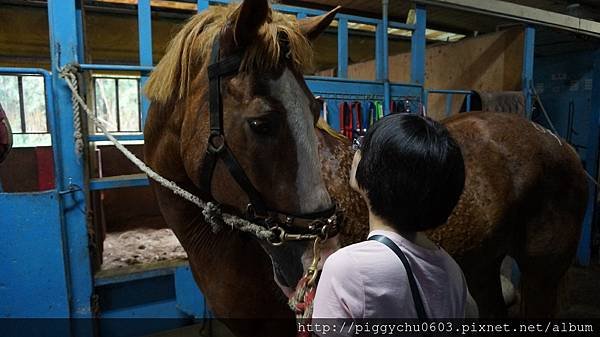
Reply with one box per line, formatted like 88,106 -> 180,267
351,101 -> 362,132
338,102 -> 353,139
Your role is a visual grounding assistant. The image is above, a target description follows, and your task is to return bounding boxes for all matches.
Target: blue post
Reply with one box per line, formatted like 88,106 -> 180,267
382,0 -> 390,116
522,26 -> 535,119
445,94 -> 453,116
411,5 -> 426,86
48,0 -> 94,322
466,94 -> 472,112
197,0 -> 209,12
75,0 -> 86,62
337,17 -> 348,78
138,0 -> 153,126
577,51 -> 600,266
375,23 -> 384,81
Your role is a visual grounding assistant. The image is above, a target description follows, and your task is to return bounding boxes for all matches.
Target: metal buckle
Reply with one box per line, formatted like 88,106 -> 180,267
207,132 -> 225,153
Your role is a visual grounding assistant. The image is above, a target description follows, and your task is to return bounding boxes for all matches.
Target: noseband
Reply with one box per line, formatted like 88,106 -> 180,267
198,36 -> 342,245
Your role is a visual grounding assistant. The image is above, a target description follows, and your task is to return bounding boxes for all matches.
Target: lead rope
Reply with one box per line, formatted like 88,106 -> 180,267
57,65 -> 275,241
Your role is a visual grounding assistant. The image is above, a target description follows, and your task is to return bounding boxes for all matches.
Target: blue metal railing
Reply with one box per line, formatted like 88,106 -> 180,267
424,89 -> 474,116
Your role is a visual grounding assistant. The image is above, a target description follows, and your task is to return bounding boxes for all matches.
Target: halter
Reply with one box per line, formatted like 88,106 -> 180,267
199,36 -> 342,245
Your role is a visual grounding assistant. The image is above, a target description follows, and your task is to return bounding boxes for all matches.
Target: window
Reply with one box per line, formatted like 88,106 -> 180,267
0,74 -> 50,147
93,76 -> 141,133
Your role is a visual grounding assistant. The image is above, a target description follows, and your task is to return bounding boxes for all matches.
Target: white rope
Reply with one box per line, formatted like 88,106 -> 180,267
62,65 -> 85,156
58,66 -> 274,240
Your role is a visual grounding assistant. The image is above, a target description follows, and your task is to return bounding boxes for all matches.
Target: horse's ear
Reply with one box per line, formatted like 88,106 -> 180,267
299,6 -> 341,41
231,0 -> 270,47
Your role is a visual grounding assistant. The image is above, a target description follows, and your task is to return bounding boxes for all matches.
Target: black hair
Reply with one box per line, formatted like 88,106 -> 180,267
355,113 -> 465,232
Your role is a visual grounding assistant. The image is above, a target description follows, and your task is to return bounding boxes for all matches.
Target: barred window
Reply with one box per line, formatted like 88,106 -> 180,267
0,74 -> 50,147
93,76 -> 141,133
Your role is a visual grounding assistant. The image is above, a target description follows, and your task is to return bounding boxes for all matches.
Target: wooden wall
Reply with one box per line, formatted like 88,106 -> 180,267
320,27 -> 525,119
0,4 -> 411,74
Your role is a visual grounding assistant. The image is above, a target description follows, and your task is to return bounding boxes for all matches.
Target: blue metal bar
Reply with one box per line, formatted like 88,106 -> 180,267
0,67 -> 51,77
522,26 -> 536,119
197,0 -> 209,12
79,64 -> 153,73
428,89 -> 473,94
138,0 -> 153,126
297,12 -> 307,19
75,0 -> 85,62
389,21 -> 416,31
206,0 -> 415,28
88,133 -> 144,142
445,93 -> 453,116
411,5 -> 426,86
375,24 -> 384,81
306,75 -> 421,87
423,89 -> 429,112
466,94 -> 472,112
382,0 -> 390,116
89,174 -> 149,191
337,17 -> 348,78
48,0 -> 94,323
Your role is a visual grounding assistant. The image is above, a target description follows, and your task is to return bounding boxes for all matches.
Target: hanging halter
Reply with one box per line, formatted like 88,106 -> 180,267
199,35 -> 342,245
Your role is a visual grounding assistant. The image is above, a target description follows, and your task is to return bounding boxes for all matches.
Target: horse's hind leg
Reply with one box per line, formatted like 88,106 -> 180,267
516,255 -> 569,317
515,215 -> 580,318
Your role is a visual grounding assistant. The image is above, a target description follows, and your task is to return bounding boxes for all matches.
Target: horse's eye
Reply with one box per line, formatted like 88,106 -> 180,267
248,118 -> 272,135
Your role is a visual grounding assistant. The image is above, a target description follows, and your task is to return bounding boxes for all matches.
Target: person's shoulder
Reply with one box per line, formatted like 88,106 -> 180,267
434,247 -> 468,283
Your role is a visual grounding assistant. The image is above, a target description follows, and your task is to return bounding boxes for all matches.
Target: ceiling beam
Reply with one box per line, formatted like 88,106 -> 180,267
414,0 -> 600,38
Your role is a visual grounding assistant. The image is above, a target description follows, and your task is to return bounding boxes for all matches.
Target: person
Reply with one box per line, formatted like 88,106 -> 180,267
312,113 -> 478,326
0,102 -> 12,164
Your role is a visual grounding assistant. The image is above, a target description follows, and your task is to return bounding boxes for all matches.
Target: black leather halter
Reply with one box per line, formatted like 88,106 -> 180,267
199,36 -> 342,244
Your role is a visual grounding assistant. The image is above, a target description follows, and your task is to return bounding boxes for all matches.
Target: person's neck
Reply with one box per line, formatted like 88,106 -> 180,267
368,210 -> 438,250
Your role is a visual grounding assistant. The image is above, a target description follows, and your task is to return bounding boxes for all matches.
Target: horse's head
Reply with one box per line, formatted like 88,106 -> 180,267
145,0 -> 340,290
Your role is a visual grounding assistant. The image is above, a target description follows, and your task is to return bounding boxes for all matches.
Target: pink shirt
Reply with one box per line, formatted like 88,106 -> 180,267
312,229 -> 471,319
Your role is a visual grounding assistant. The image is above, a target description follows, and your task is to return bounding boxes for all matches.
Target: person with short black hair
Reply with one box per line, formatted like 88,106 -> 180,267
312,113 -> 478,323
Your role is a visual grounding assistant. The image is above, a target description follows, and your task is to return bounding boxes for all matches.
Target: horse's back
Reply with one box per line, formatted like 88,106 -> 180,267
439,111 -> 588,317
439,111 -> 587,259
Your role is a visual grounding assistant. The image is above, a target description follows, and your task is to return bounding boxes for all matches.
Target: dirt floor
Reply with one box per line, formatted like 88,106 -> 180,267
102,228 -> 187,270
146,259 -> 600,337
102,229 -> 599,335
559,260 -> 600,318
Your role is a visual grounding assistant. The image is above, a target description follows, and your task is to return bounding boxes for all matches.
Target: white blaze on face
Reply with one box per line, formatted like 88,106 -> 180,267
269,68 -> 332,212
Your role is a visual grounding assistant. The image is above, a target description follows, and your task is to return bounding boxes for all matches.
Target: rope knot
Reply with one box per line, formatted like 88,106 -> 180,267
203,202 -> 225,233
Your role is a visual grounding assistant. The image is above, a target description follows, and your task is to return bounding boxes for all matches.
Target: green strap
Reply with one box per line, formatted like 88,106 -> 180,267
375,101 -> 384,120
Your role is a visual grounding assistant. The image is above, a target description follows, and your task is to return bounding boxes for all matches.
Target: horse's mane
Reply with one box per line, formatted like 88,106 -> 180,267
145,4 -> 313,103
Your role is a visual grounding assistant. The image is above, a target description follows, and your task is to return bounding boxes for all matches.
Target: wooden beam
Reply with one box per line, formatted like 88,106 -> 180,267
414,0 -> 600,38
95,0 -> 196,11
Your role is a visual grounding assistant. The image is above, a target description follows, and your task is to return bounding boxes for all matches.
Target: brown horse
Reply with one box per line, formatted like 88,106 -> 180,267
143,0 -> 588,336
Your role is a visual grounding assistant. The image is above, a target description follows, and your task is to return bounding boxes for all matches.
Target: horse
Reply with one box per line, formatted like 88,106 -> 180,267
143,0 -> 588,336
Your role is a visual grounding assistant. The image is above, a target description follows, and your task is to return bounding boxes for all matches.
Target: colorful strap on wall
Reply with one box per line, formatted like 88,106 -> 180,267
339,102 -> 353,139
